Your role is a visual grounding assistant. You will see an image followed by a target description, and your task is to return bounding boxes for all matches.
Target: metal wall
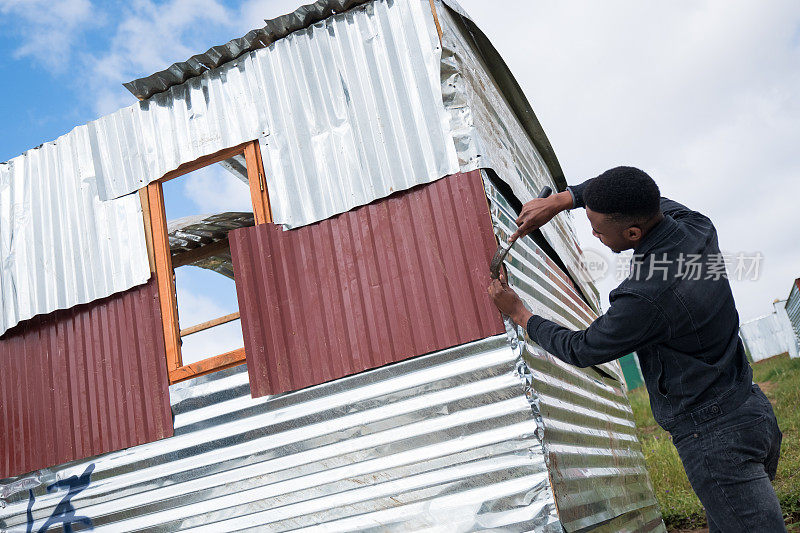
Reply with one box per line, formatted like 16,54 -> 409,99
484,174 -> 664,532
740,305 -> 800,362
2,336 -> 563,532
229,170 -> 504,398
91,0 -> 458,223
786,279 -> 800,345
438,5 -> 600,313
0,125 -> 151,336
0,176 -> 663,531
0,278 -> 173,480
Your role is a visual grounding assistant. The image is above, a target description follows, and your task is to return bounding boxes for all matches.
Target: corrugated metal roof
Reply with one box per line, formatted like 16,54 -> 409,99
230,170 -> 505,397
93,0 -> 460,223
123,0 -> 372,100
0,279 -> 173,480
168,212 -> 254,278
0,125 -> 151,337
483,174 -> 663,532
1,336 -> 563,531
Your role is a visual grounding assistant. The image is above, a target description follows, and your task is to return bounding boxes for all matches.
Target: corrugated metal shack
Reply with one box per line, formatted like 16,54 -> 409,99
786,278 -> 800,344
0,0 -> 664,531
739,299 -> 800,362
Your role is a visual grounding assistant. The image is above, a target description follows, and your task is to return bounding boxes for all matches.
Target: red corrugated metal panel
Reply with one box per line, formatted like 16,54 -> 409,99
0,278 -> 173,480
230,170 -> 505,397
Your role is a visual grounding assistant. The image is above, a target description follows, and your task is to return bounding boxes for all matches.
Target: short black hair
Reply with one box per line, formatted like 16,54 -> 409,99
584,166 -> 661,222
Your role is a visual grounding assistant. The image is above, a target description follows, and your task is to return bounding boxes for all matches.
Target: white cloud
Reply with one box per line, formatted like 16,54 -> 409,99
458,0 -> 800,319
174,268 -> 243,366
0,0 -> 98,71
183,166 -> 253,214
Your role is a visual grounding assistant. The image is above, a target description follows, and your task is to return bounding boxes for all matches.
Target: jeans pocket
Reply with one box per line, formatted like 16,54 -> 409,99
715,414 -> 770,466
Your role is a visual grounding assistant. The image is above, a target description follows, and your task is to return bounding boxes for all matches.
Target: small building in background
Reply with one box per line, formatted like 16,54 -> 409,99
0,1 -> 665,531
740,297 -> 800,363
785,278 -> 800,345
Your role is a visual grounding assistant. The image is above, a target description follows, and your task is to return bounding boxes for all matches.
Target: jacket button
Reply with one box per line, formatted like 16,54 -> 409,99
711,405 -> 720,414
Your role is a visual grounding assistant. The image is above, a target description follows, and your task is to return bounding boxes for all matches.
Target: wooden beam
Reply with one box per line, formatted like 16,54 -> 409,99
147,182 -> 183,371
168,348 -> 246,384
244,141 -> 273,225
180,311 -> 241,338
428,0 -> 443,44
138,188 -> 156,273
171,238 -> 231,269
158,141 -> 252,184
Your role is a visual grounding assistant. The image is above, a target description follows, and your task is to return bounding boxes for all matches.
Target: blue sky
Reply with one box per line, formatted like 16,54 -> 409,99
2,0 -> 800,343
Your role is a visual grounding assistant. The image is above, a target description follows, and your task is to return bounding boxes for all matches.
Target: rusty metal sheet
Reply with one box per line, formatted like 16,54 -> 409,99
230,170 -> 505,397
0,278 -> 173,480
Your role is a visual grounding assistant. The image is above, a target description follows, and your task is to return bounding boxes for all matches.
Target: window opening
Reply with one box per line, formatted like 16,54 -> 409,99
145,140 -> 271,384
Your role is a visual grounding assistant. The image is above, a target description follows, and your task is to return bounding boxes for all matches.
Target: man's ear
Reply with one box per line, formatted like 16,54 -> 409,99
626,226 -> 643,242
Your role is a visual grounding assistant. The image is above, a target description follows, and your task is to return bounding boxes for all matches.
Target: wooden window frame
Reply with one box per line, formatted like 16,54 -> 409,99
142,140 -> 271,384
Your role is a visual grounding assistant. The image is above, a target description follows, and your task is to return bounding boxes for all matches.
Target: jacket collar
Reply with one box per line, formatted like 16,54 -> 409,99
633,215 -> 678,257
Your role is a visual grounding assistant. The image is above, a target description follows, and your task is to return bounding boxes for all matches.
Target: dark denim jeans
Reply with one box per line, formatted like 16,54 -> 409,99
671,384 -> 784,532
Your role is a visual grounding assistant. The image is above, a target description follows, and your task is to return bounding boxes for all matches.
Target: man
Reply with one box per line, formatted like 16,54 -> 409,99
489,166 -> 784,532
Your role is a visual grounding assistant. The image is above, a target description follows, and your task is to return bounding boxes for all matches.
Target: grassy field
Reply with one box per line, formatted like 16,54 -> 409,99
629,353 -> 800,531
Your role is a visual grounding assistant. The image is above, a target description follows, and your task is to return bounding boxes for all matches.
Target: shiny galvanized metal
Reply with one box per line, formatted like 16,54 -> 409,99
1,336 -> 562,532
94,0 -> 459,220
1,0 -> 600,334
740,303 -> 800,362
484,173 -> 664,532
786,279 -> 800,344
124,0 -> 372,101
0,126 -> 151,336
229,171 -> 504,398
0,278 -> 173,480
438,5 -> 599,313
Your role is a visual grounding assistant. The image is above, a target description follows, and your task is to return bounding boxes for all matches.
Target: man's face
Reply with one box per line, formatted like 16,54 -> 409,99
585,209 -> 643,254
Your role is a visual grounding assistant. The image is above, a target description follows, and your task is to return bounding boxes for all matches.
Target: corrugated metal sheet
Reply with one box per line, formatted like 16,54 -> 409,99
0,278 -> 173,481
168,212 -> 254,279
438,6 -> 599,313
92,0 -> 459,225
740,303 -> 799,362
786,279 -> 800,344
0,126 -> 151,337
122,0 -> 569,196
1,336 -> 563,532
483,174 -> 664,532
124,0 -> 371,100
230,170 -> 504,398
0,175 -> 662,532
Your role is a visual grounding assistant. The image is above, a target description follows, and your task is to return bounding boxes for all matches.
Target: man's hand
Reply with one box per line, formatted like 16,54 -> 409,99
509,190 -> 574,242
488,271 -> 533,327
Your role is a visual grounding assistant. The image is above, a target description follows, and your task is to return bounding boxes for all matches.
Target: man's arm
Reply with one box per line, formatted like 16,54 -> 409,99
527,290 -> 671,367
489,275 -> 671,368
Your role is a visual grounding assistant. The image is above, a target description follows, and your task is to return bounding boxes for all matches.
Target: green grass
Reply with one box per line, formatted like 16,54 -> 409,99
629,353 -> 800,531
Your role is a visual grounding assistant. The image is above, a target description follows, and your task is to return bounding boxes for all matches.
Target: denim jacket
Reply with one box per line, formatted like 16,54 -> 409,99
526,180 -> 753,432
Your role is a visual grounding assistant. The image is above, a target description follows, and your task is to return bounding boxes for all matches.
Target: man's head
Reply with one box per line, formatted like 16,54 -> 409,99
584,167 -> 663,253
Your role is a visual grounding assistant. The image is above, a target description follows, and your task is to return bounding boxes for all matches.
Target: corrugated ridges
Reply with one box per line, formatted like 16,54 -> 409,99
0,124 -> 151,337
230,170 -> 504,397
484,176 -> 663,532
786,279 -> 800,342
0,278 -> 173,480
123,0 -> 372,100
2,337 -> 561,532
